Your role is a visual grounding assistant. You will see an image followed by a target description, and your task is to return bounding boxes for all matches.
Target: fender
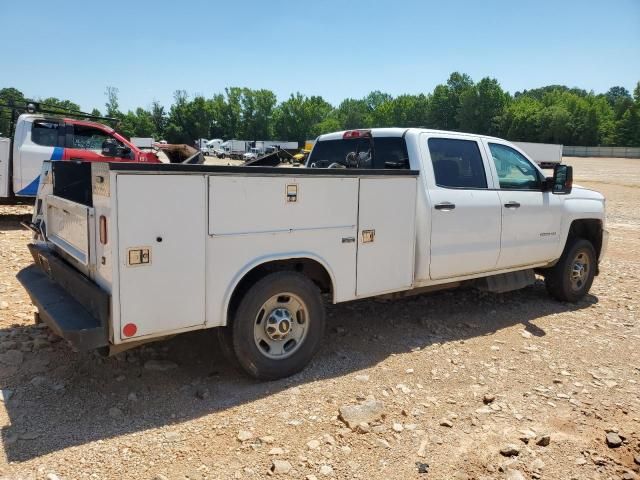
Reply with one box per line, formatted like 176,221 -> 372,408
218,251 -> 338,327
554,191 -> 606,260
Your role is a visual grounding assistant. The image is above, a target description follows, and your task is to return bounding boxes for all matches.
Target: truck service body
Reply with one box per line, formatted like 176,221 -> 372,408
18,128 -> 607,379
0,113 -> 161,200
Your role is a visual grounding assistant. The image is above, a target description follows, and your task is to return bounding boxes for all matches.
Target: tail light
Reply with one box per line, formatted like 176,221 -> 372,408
99,215 -> 108,244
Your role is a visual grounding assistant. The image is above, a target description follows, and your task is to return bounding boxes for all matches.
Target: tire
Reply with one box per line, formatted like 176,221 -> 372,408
228,271 -> 325,380
544,238 -> 596,302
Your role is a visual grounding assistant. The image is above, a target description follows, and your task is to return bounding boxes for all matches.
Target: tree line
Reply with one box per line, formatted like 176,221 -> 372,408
2,72 -> 639,147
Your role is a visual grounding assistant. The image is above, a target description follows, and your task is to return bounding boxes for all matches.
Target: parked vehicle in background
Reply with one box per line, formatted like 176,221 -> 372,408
243,147 -> 261,161
195,138 -> 210,151
512,141 -> 563,169
0,105 -> 162,201
18,127 -> 606,381
242,142 -> 299,161
203,139 -> 223,156
219,140 -> 249,159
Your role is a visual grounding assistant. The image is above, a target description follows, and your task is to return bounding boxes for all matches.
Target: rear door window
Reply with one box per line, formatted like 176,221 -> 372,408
307,137 -> 409,169
32,120 -> 62,147
427,138 -> 488,189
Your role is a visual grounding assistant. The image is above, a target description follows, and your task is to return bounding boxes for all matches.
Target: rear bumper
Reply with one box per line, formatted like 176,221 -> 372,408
16,244 -> 110,351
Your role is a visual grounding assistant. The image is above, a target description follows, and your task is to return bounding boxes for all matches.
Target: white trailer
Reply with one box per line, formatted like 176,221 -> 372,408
130,137 -> 155,149
18,128 -> 607,380
264,141 -> 298,150
512,141 -> 563,168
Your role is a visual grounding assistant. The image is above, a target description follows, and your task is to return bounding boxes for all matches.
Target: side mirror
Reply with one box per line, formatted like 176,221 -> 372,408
117,146 -> 132,158
551,164 -> 573,195
101,139 -> 118,157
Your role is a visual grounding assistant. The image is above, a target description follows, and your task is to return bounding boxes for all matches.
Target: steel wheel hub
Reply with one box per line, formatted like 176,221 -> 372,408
266,308 -> 293,340
253,293 -> 308,359
570,251 -> 590,291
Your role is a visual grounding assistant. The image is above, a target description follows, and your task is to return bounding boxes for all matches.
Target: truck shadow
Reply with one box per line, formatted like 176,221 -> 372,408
0,213 -> 32,231
0,284 -> 596,462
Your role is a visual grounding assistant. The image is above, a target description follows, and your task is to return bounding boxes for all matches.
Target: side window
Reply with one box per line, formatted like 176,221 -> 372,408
373,137 -> 409,169
32,120 -> 61,147
427,138 -> 487,189
489,143 -> 542,190
72,125 -> 118,151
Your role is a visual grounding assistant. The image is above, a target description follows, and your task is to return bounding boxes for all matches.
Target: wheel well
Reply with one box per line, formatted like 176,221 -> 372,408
226,259 -> 333,325
568,219 -> 603,259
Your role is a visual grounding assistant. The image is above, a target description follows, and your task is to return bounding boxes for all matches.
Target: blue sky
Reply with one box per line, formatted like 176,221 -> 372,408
1,0 -> 638,112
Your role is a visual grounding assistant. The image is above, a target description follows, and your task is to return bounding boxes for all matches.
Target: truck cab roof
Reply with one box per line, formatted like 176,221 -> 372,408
316,127 -> 505,143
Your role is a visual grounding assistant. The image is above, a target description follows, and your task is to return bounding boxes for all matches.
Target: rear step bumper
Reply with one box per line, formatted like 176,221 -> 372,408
16,244 -> 110,351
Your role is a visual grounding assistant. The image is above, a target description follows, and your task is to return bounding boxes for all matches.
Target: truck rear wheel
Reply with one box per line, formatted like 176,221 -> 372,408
544,238 -> 596,302
228,271 -> 325,380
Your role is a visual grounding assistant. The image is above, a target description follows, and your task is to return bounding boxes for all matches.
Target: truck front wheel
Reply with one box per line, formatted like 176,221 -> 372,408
544,238 -> 596,302
228,271 -> 325,380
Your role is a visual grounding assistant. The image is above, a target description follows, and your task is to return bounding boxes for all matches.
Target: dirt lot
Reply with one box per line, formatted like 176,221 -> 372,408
1,157 -> 639,480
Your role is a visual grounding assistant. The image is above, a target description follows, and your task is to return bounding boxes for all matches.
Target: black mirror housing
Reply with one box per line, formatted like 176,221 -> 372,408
117,146 -> 132,158
101,139 -> 118,157
552,164 -> 573,195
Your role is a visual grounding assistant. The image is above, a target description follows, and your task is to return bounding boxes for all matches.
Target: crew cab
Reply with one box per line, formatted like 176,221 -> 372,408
17,128 -> 607,380
0,112 -> 161,200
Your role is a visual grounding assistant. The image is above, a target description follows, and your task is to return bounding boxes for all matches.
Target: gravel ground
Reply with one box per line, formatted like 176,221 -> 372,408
1,157 -> 639,480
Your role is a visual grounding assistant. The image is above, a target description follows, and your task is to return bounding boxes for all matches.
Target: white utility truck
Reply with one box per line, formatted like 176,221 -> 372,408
203,139 -> 223,156
0,108 -> 161,201
512,141 -> 563,168
18,128 -> 607,380
218,140 -> 249,159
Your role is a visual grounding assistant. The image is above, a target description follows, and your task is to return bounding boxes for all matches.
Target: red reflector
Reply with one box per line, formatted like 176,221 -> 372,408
343,129 -> 372,139
99,215 -> 107,245
123,323 -> 137,337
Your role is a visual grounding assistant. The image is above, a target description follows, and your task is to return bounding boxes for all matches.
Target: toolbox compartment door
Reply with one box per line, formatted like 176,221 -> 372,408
116,174 -> 206,340
356,177 -> 416,296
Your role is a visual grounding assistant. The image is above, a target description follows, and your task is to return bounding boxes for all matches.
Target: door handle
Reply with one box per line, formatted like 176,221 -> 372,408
504,201 -> 521,209
434,202 -> 456,211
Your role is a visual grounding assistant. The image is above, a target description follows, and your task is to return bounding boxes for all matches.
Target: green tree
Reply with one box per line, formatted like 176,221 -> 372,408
614,107 -> 640,146
0,87 -> 26,135
240,88 -> 277,140
387,94 -> 430,127
40,97 -> 81,113
457,77 -> 508,136
537,104 -> 572,144
604,86 -> 631,106
104,86 -> 121,118
500,96 -> 542,141
165,92 -> 216,144
150,101 -> 167,139
273,93 -> 333,144
427,72 -> 474,130
336,98 -> 370,129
